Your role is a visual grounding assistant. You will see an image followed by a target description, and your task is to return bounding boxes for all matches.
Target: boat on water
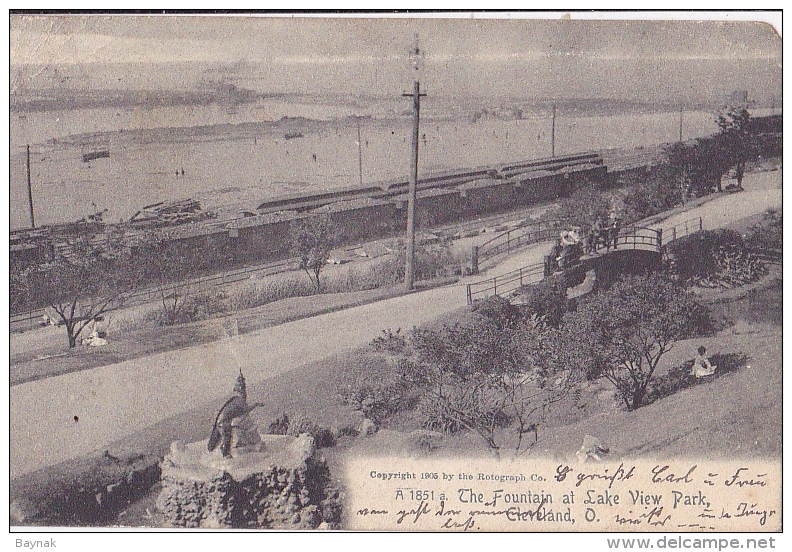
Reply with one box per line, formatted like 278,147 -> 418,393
82,150 -> 110,163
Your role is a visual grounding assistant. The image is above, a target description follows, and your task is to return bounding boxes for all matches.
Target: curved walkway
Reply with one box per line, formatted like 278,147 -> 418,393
9,170 -> 781,478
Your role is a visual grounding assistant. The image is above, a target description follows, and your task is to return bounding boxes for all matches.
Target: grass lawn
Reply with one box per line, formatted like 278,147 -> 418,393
9,275 -> 456,386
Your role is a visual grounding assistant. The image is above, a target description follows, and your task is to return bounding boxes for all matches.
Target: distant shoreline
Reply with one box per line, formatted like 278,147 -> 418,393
11,103 -> 773,229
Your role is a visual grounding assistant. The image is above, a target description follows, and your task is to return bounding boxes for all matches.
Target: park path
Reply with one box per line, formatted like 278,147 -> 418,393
9,170 -> 780,478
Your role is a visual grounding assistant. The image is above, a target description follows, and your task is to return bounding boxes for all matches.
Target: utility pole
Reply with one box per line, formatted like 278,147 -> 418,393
356,117 -> 364,187
551,103 -> 556,158
26,144 -> 35,228
679,105 -> 684,142
402,36 -> 426,291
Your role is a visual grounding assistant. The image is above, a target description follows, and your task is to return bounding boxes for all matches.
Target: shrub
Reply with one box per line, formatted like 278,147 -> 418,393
386,239 -> 467,281
343,319 -> 576,456
150,290 -> 228,325
369,328 -> 409,355
222,286 -> 262,313
323,256 -> 403,293
514,274 -> 570,328
402,319 -> 575,455
321,243 -> 463,297
337,343 -> 415,426
215,276 -> 314,315
711,247 -> 768,288
414,242 -> 464,280
469,295 -> 525,329
267,413 -> 290,435
667,229 -> 767,288
339,378 -> 410,426
667,229 -> 745,282
286,414 -> 337,448
745,209 -> 782,253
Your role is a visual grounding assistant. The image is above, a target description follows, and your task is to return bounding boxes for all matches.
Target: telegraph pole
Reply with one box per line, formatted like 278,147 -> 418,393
679,106 -> 684,142
26,144 -> 35,228
356,117 -> 364,187
402,37 -> 426,291
551,103 -> 556,158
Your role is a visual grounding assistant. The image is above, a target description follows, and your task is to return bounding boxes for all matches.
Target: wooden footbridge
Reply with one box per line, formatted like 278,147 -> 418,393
465,217 -> 703,304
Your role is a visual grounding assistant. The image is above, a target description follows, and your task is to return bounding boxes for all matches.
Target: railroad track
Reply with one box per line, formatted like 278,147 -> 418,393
8,201 -> 564,331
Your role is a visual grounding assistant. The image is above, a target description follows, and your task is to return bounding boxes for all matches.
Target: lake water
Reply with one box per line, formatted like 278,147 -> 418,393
10,100 -> 738,229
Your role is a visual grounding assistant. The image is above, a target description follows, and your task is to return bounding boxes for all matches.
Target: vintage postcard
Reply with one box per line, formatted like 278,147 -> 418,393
7,10 -> 782,542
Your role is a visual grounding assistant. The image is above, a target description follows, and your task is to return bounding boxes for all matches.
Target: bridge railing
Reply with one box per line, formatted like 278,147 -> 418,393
662,217 -> 703,245
472,219 -> 565,273
466,262 -> 545,304
594,225 -> 663,252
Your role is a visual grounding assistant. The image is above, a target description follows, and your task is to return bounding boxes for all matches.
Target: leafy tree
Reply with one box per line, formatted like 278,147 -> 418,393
290,214 -> 338,293
716,104 -> 751,189
666,137 -> 730,197
560,275 -> 711,410
621,160 -> 684,220
24,228 -> 140,348
557,185 -> 612,229
664,105 -> 753,197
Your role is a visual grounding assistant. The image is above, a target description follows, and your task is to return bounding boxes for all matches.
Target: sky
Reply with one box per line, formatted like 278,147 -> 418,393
8,13 -> 783,103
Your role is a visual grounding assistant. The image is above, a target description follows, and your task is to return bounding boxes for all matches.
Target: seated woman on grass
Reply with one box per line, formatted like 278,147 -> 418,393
691,346 -> 717,378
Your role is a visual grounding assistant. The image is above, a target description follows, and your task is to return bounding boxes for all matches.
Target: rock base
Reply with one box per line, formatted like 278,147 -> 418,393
156,434 -> 340,529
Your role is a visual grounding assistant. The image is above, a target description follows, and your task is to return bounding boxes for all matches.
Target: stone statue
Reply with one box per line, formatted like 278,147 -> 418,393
208,370 -> 265,457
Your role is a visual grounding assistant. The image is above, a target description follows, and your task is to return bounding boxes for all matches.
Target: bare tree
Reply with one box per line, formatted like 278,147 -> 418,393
25,228 -> 139,348
137,230 -> 198,325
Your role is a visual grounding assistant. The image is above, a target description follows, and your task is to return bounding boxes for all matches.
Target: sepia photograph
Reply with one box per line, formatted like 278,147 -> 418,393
7,10 -> 782,536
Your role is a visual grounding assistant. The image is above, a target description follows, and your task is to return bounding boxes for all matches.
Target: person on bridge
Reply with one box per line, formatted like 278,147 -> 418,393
558,242 -> 582,269
609,215 -> 621,250
550,240 -> 563,272
587,221 -> 602,254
